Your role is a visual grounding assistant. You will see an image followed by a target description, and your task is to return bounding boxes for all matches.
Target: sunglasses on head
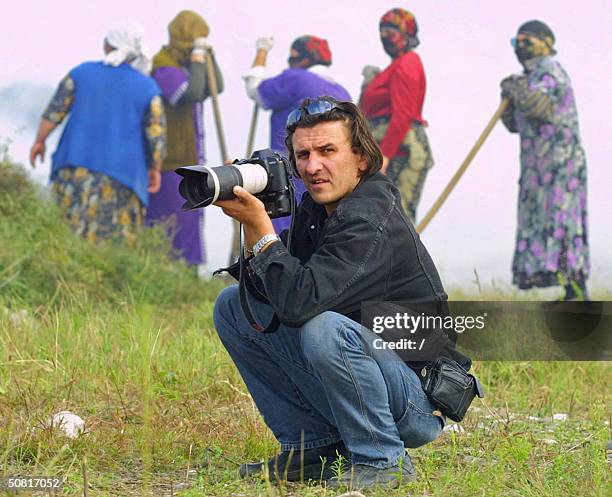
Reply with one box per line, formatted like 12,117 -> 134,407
286,99 -> 343,128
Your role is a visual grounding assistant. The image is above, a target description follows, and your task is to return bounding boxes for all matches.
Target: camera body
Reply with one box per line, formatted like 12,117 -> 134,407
175,148 -> 293,218
234,149 -> 293,218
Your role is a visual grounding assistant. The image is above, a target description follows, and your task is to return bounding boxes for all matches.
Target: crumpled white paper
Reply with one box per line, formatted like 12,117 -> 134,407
50,411 -> 85,438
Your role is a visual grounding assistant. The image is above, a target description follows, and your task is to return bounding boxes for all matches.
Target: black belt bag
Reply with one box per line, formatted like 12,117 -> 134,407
422,357 -> 485,422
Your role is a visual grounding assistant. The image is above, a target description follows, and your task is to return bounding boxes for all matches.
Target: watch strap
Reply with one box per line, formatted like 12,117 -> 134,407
252,233 -> 280,256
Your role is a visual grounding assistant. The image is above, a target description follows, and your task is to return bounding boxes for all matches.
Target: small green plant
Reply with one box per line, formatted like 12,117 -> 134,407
318,455 -> 327,482
329,450 -> 348,480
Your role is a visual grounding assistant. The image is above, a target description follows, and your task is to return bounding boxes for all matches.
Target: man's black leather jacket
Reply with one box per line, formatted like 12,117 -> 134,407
247,173 -> 444,319
228,172 -> 470,369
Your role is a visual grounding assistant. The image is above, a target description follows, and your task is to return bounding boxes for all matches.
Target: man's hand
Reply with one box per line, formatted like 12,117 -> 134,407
147,169 -> 161,193
215,186 -> 275,248
215,186 -> 267,225
256,37 -> 274,53
29,141 -> 45,168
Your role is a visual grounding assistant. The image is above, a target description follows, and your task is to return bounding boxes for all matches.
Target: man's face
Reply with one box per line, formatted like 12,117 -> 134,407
292,120 -> 367,214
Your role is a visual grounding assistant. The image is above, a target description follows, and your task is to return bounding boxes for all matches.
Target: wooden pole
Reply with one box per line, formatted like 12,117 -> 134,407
204,47 -> 228,160
82,456 -> 89,497
416,98 -> 510,234
228,105 -> 260,263
205,47 -> 241,264
246,105 -> 259,157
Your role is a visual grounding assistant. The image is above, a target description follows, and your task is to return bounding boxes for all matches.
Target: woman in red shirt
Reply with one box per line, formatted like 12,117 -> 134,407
360,8 -> 433,222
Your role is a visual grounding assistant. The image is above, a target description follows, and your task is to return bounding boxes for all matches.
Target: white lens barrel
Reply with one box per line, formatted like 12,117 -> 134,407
233,163 -> 269,194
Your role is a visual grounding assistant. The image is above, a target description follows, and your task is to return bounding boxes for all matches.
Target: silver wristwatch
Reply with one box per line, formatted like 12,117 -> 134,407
252,233 -> 280,256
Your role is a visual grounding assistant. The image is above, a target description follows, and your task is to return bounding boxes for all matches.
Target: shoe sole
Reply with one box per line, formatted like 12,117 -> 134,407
326,471 -> 417,489
240,461 -> 334,482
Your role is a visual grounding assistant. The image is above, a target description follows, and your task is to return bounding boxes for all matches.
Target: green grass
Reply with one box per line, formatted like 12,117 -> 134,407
1,149 -> 610,496
2,302 -> 609,497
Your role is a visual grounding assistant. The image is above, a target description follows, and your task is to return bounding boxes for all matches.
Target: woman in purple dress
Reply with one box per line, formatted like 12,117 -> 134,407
501,21 -> 589,300
242,35 -> 351,233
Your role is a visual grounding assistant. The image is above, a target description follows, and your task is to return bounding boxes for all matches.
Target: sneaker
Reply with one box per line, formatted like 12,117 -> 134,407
239,441 -> 348,482
326,458 -> 416,489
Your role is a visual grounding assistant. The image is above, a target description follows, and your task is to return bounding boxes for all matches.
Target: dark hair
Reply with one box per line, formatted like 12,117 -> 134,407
284,97 -> 383,177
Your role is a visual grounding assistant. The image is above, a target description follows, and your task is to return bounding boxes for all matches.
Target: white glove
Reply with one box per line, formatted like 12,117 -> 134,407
193,37 -> 209,50
191,37 -> 209,61
256,37 -> 274,52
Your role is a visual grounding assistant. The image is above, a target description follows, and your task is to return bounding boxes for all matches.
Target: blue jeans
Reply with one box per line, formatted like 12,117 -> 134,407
213,285 -> 444,469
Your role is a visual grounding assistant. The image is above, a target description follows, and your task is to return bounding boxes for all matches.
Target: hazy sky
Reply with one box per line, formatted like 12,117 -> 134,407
2,0 -> 611,292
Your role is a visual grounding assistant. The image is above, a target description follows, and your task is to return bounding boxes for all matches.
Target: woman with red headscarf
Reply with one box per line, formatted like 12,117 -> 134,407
360,8 -> 433,222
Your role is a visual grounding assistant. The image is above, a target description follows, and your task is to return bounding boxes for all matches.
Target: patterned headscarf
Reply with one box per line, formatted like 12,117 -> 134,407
517,20 -> 556,58
168,10 -> 209,54
379,8 -> 419,57
104,20 -> 150,74
288,35 -> 332,68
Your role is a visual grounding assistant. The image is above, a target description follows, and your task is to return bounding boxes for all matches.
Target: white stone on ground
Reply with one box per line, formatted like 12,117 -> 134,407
553,413 -> 569,421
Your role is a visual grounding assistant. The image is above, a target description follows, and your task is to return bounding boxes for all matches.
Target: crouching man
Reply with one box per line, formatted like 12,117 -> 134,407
213,97 -> 470,489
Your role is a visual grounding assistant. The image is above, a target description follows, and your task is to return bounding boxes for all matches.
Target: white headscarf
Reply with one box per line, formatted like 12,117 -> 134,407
104,20 -> 151,74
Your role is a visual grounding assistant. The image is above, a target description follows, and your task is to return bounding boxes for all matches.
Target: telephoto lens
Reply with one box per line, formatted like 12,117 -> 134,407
176,162 -> 269,210
175,149 -> 294,218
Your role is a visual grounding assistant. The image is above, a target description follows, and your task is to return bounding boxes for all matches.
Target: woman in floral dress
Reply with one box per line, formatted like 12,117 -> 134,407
501,20 -> 589,300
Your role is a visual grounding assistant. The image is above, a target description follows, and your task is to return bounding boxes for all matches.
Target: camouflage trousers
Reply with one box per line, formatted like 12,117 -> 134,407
52,166 -> 145,244
369,118 -> 434,222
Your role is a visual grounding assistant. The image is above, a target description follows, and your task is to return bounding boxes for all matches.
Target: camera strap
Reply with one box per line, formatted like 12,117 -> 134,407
237,224 -> 281,334
234,177 -> 296,335
239,272 -> 281,333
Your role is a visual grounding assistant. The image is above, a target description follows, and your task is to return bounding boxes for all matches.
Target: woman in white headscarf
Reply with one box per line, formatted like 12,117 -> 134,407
29,21 -> 166,243
103,20 -> 152,74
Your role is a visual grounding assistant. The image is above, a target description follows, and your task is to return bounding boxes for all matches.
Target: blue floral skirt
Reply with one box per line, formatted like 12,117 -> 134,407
52,166 -> 144,243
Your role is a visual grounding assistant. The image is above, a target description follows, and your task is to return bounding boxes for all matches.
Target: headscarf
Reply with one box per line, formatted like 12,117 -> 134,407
515,20 -> 557,61
288,35 -> 332,68
168,10 -> 209,57
518,20 -> 555,47
104,20 -> 150,74
379,8 -> 419,58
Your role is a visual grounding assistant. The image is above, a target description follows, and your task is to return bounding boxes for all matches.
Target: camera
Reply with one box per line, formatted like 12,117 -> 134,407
175,149 -> 293,218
